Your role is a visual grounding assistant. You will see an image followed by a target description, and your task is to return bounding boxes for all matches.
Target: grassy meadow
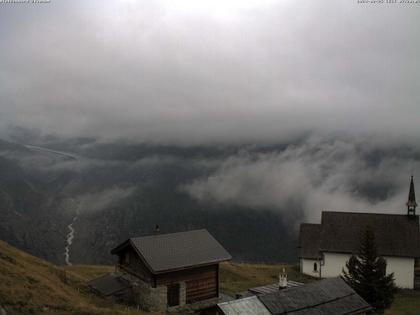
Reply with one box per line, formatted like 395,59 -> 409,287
0,240 -> 151,315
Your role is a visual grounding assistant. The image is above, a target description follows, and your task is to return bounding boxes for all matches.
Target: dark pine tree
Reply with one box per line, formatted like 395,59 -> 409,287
342,227 -> 397,314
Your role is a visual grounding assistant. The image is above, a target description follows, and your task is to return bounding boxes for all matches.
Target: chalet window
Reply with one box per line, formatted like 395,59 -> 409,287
124,252 -> 130,265
313,262 -> 318,272
167,283 -> 180,307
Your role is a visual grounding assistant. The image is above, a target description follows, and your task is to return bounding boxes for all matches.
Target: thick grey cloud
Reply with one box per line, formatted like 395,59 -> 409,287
0,0 -> 419,143
183,136 -> 420,222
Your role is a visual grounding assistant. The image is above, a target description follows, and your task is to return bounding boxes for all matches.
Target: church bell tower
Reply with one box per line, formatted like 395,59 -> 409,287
406,175 -> 417,216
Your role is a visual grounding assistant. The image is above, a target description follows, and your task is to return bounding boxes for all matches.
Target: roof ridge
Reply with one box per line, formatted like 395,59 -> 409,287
120,229 -> 231,274
261,292 -> 358,314
219,295 -> 258,304
130,228 -> 207,240
322,211 -> 418,217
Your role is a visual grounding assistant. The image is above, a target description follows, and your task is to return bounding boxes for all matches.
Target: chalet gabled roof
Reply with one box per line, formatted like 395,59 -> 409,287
298,224 -> 321,259
319,211 -> 420,258
111,229 -> 231,274
258,277 -> 372,315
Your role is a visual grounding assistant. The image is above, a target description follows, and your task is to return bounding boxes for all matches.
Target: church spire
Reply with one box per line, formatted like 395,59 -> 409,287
406,175 -> 417,216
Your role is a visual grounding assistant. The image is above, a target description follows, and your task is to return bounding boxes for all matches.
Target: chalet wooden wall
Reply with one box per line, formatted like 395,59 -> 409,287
117,246 -> 220,305
155,265 -> 218,303
118,247 -> 153,283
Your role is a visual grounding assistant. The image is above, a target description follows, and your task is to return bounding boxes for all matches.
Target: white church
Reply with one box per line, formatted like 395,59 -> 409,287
299,176 -> 420,289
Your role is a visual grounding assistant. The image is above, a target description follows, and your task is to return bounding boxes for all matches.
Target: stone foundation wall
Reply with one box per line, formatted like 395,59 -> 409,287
120,273 -> 220,313
132,279 -> 167,312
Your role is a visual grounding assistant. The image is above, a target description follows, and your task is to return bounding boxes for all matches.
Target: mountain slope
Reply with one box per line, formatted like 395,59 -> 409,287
0,138 -> 299,265
0,155 -> 70,264
0,240 -> 150,315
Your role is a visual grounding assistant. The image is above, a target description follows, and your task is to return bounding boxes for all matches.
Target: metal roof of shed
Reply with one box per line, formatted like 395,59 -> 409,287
87,272 -> 130,296
248,281 -> 303,295
218,296 -> 271,315
258,277 -> 372,315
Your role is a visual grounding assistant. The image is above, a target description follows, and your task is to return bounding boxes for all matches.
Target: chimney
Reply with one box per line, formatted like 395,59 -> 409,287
154,224 -> 160,234
279,268 -> 288,289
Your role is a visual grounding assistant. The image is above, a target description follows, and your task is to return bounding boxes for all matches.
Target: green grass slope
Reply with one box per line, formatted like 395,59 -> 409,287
219,262 -> 315,296
0,240 -> 151,315
384,289 -> 420,315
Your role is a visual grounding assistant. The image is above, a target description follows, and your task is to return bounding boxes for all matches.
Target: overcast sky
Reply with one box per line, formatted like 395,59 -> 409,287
0,0 -> 419,143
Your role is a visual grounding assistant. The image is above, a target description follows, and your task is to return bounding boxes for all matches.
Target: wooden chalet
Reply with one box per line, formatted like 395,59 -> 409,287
110,229 -> 232,313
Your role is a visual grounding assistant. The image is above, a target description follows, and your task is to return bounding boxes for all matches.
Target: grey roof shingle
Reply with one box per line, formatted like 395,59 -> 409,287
112,229 -> 231,273
218,296 -> 271,315
299,224 -> 321,259
284,294 -> 373,315
319,212 -> 420,258
258,277 -> 372,315
248,281 -> 303,295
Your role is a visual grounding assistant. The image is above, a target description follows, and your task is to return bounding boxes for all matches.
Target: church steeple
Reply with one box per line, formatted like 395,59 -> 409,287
406,175 -> 417,216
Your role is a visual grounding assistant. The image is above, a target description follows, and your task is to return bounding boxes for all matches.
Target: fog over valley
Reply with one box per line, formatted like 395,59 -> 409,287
1,133 -> 419,264
0,0 -> 419,265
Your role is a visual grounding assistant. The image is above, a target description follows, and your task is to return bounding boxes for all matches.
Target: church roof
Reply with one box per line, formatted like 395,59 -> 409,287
298,224 -> 321,259
320,211 -> 420,257
300,211 -> 420,258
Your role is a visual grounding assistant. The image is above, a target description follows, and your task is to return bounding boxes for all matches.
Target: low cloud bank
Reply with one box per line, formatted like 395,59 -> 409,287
75,187 -> 136,213
183,136 -> 419,222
